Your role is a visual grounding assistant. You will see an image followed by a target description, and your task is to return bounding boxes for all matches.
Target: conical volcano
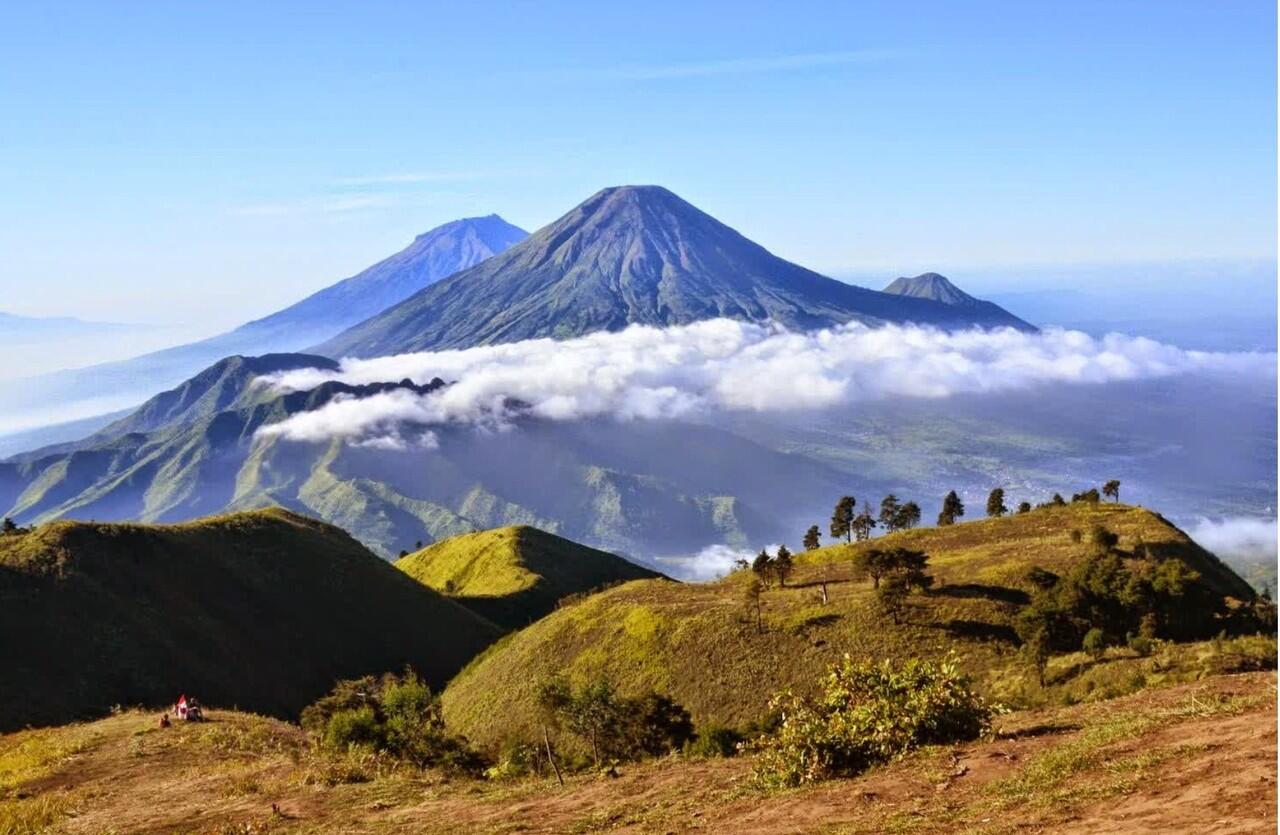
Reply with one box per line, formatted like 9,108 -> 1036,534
316,185 -> 1032,358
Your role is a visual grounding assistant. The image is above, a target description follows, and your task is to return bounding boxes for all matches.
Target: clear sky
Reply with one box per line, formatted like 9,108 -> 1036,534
1,0 -> 1274,329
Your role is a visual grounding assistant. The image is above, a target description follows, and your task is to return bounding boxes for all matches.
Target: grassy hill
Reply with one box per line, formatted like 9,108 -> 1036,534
0,508 -> 501,732
395,525 -> 662,629
1,672 -> 1273,834
440,503 -> 1258,751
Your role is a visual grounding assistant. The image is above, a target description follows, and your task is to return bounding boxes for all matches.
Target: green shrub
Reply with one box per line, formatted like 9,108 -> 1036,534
303,670 -> 483,773
684,724 -> 743,758
537,677 -> 695,766
1082,628 -> 1107,660
751,654 -> 996,787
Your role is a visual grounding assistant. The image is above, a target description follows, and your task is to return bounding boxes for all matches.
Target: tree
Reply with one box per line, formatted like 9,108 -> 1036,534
1017,501 -> 1032,514
1,517 -> 17,534
878,495 -> 901,531
830,496 -> 857,543
774,545 -> 794,587
938,491 -> 965,526
751,550 -> 774,587
1088,525 -> 1119,554
895,501 -> 921,530
1072,488 -> 1101,504
743,577 -> 764,634
803,525 -> 821,551
876,573 -> 911,624
857,549 -> 892,589
852,508 -> 877,541
1051,493 -> 1066,506
1022,627 -> 1051,687
986,488 -> 1007,518
1103,480 -> 1121,503
857,547 -> 931,591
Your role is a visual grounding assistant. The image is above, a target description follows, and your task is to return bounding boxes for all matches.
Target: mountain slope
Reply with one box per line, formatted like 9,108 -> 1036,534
883,272 -> 983,306
0,508 -> 501,731
0,216 -> 526,451
396,525 -> 662,628
440,503 -> 1258,751
316,186 -> 1033,359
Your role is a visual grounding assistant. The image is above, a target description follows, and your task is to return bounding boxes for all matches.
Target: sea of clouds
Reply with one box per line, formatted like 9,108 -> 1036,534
255,319 -> 1273,449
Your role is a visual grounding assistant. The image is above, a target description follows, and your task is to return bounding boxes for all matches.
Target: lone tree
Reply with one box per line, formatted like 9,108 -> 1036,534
830,496 -> 857,543
1,517 -> 17,535
878,495 -> 901,531
852,507 -> 877,541
1017,501 -> 1032,514
774,545 -> 794,587
876,573 -> 911,625
1103,479 -> 1121,503
803,525 -> 821,551
938,491 -> 965,526
872,549 -> 933,625
986,487 -> 1007,518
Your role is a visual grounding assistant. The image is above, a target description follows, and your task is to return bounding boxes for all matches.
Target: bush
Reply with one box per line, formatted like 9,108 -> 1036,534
1082,627 -> 1107,660
537,677 -> 694,766
751,654 -> 996,787
1127,634 -> 1154,657
684,724 -> 743,758
302,670 -> 484,774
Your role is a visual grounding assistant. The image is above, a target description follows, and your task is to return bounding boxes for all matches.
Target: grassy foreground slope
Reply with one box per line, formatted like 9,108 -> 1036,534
441,503 -> 1256,751
395,525 -> 661,629
0,508 -> 501,732
1,671 -> 1273,834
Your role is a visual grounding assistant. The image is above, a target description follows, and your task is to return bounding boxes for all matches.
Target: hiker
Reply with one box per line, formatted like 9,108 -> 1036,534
159,713 -> 170,728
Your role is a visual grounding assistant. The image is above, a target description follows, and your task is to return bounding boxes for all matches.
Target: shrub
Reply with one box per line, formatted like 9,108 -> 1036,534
751,654 -> 996,787
1127,634 -> 1154,657
302,670 -> 483,773
1082,627 -> 1107,660
537,677 -> 694,766
684,724 -> 743,758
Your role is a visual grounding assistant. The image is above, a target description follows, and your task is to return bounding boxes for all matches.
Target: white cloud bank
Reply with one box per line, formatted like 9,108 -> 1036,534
1187,517 -> 1278,565
255,319 -> 1274,448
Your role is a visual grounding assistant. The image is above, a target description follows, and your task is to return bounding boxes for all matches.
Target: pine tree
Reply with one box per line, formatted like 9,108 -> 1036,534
938,490 -> 965,526
895,501 -> 921,530
878,494 -> 901,531
830,496 -> 857,543
742,577 -> 764,634
986,487 -> 1007,518
852,508 -> 877,541
751,550 -> 774,587
803,525 -> 821,551
774,545 -> 794,587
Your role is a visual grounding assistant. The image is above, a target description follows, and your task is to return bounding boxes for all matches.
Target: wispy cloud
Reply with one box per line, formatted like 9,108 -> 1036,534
600,49 -> 900,81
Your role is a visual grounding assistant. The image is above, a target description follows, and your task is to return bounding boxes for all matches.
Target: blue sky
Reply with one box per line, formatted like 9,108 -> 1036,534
0,1 -> 1274,329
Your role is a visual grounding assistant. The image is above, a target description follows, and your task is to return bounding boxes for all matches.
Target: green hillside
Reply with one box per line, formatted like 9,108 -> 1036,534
440,503 -> 1259,752
0,508 -> 501,732
395,525 -> 661,629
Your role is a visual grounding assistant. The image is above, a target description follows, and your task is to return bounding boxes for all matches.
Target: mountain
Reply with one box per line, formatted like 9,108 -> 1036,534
395,525 -> 662,629
0,216 -> 526,450
440,502 -> 1259,751
0,352 -> 845,561
883,272 -> 983,306
315,186 -> 1034,359
0,508 -> 501,731
0,310 -> 135,336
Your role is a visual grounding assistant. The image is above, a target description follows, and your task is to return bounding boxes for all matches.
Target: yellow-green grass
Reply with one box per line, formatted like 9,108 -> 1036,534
0,508 -> 500,732
395,525 -> 660,629
441,503 -> 1260,752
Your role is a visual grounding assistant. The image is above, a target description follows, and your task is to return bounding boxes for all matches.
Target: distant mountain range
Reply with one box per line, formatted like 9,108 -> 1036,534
1,185 -> 1037,560
316,186 -> 1032,358
0,215 -> 527,441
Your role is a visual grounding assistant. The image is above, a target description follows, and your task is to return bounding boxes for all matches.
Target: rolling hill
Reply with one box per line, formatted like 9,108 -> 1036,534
1,215 -> 526,451
439,502 -> 1258,751
316,186 -> 1033,359
0,507 -> 501,732
395,525 -> 662,629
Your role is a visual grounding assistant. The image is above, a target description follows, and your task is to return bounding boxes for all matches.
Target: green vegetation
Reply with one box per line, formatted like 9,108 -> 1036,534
301,671 -> 482,773
0,508 -> 500,731
751,654 -> 995,787
443,502 -> 1264,753
394,525 -> 659,630
536,678 -> 693,769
